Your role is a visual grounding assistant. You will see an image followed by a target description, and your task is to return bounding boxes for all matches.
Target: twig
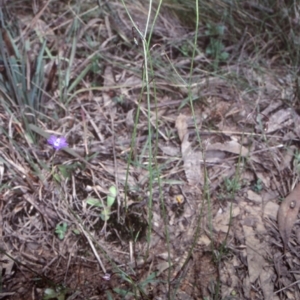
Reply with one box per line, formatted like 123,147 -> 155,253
78,223 -> 106,274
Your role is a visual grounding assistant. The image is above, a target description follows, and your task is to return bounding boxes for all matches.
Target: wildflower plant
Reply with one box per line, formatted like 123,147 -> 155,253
47,135 -> 68,150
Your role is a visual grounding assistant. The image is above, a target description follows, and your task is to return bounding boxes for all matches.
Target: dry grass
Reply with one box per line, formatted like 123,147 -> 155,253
1,0 -> 300,299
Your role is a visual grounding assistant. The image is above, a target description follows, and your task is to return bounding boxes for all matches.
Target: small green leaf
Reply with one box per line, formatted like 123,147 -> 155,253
55,223 -> 68,240
43,287 -> 66,300
107,186 -> 117,207
107,196 -> 115,207
44,288 -> 58,299
100,207 -> 110,221
106,291 -> 114,300
72,229 -> 80,235
220,51 -> 229,61
24,132 -> 34,144
86,197 -> 103,207
53,173 -> 61,182
205,47 -> 212,55
58,165 -> 70,179
109,186 -> 117,197
139,272 -> 158,288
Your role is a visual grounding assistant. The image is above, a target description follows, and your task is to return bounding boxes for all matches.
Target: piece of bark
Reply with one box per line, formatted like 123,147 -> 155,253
277,183 -> 300,251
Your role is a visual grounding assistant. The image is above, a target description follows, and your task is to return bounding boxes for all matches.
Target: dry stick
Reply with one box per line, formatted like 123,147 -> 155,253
129,241 -> 134,264
274,278 -> 300,294
78,223 -> 106,274
80,107 -> 88,155
110,109 -> 121,222
80,105 -> 104,142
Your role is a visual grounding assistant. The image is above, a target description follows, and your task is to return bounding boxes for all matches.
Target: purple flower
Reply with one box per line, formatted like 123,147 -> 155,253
47,135 -> 68,150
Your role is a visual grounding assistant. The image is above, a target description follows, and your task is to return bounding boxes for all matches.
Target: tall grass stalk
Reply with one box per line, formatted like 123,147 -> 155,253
120,0 -> 175,296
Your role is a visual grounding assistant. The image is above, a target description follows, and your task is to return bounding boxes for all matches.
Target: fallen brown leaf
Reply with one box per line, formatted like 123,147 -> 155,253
206,140 -> 249,156
175,114 -> 203,185
277,182 -> 300,251
175,114 -> 188,142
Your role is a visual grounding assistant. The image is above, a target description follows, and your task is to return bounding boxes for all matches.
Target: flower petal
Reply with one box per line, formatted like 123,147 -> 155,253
47,135 -> 68,150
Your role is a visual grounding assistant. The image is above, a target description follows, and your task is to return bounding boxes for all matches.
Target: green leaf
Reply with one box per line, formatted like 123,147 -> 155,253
109,186 -> 117,197
106,291 -> 113,300
107,186 -> 117,207
58,165 -> 70,179
86,197 -> 103,207
140,272 -> 157,287
44,288 -> 57,299
43,287 -> 66,300
107,196 -> 115,207
220,51 -> 229,61
100,207 -> 110,221
55,223 -> 68,240
67,63 -> 91,93
205,47 -> 212,55
72,229 -> 80,235
53,173 -> 61,183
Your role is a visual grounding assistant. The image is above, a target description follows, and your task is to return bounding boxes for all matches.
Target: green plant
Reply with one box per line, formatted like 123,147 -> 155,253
55,223 -> 68,240
252,178 -> 263,193
113,271 -> 158,299
0,12 -> 47,123
43,286 -> 68,300
205,23 -> 229,69
52,162 -> 83,183
179,41 -> 192,57
86,185 -> 117,221
223,177 -> 241,194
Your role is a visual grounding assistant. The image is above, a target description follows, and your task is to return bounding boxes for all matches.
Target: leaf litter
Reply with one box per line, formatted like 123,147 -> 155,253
1,0 -> 300,299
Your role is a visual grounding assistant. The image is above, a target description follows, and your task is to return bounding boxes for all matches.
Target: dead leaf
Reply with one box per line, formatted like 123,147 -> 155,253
213,203 -> 240,233
156,261 -> 173,276
219,258 -> 240,298
159,145 -> 180,156
279,146 -> 295,171
265,108 -> 293,133
103,66 -> 115,87
181,139 -> 203,185
175,114 -> 203,185
1,28 -> 16,56
264,201 -> 279,220
243,224 -> 266,282
247,190 -> 262,204
206,140 -> 249,156
175,114 -> 188,142
126,109 -> 135,129
44,61 -> 57,92
260,269 -> 279,300
277,182 -> 300,251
